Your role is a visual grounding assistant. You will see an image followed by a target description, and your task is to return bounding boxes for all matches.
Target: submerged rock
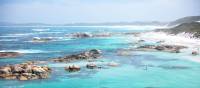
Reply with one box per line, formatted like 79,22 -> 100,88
0,62 -> 51,81
138,40 -> 145,42
52,49 -> 102,62
123,32 -> 140,37
0,52 -> 22,58
19,75 -> 28,81
158,65 -> 190,70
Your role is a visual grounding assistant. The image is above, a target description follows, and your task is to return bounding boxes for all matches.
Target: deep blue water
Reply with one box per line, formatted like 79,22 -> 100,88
0,26 -> 200,88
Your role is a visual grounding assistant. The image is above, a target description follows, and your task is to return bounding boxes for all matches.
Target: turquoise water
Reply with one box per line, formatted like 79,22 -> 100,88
0,26 -> 200,88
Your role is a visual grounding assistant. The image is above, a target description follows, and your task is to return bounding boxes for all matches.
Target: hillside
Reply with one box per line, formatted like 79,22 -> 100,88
168,16 -> 200,26
157,22 -> 200,38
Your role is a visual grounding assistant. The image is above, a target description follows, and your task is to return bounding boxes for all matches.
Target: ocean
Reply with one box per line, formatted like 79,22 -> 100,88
0,26 -> 200,88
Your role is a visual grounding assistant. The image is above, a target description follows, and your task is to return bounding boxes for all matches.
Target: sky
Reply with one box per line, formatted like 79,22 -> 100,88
0,0 -> 200,24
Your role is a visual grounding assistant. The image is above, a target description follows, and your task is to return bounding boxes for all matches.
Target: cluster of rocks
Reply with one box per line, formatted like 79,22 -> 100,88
0,52 -> 22,58
0,62 -> 51,81
66,32 -> 111,38
65,62 -> 119,72
52,49 -> 102,62
137,44 -> 187,53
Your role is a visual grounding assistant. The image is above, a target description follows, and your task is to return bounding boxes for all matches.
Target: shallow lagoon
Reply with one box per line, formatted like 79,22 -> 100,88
0,26 -> 200,88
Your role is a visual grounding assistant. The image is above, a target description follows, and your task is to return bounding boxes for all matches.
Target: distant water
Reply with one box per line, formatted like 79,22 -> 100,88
0,26 -> 200,88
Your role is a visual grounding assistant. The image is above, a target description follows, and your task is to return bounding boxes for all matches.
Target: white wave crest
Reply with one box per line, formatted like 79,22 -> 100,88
0,49 -> 51,54
0,39 -> 18,41
32,28 -> 50,31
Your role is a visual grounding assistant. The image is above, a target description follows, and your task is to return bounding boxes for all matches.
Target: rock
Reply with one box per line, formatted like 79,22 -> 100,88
32,66 -> 46,74
88,49 -> 102,58
22,64 -> 33,73
19,75 -> 28,81
171,49 -> 180,53
138,45 -> 156,49
138,40 -> 145,42
0,62 -> 51,81
108,61 -> 119,67
86,63 -> 97,69
4,75 -> 16,80
0,66 -> 11,74
0,52 -> 22,58
30,74 -> 39,80
192,51 -> 199,55
68,32 -> 92,38
52,49 -> 102,62
11,65 -> 24,73
38,73 -> 49,79
65,65 -> 80,72
155,46 -> 165,51
42,66 -> 51,72
21,73 -> 33,79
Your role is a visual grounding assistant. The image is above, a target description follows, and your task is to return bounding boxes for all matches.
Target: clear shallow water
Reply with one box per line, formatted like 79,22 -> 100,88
0,26 -> 200,88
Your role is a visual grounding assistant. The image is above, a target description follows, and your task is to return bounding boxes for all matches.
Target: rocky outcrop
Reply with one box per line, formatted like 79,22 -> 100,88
167,16 -> 200,26
137,44 -> 187,53
52,49 -> 102,62
0,52 -> 22,58
156,22 -> 200,38
0,62 -> 51,81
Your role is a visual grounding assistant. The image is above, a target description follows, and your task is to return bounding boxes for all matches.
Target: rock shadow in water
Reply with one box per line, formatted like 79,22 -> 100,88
65,68 -> 99,79
158,65 -> 191,70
